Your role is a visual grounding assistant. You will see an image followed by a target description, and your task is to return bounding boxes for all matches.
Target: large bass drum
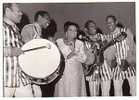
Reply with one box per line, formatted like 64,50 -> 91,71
19,39 -> 65,85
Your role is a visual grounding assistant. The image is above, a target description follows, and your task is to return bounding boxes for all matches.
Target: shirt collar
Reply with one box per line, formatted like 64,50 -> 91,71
4,18 -> 16,27
111,27 -> 120,35
4,18 -> 19,31
34,22 -> 42,34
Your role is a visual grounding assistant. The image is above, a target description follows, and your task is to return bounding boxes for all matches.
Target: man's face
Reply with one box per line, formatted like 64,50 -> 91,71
38,14 -> 50,29
7,4 -> 22,23
106,17 -> 117,32
88,22 -> 97,35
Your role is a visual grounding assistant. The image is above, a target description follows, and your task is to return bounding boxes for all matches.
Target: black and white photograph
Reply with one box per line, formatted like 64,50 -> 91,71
2,1 -> 136,97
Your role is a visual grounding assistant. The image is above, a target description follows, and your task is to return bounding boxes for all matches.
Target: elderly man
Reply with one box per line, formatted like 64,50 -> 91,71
3,3 -> 39,97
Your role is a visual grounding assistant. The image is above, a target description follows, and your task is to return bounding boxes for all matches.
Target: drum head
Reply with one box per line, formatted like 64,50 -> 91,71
19,39 -> 61,79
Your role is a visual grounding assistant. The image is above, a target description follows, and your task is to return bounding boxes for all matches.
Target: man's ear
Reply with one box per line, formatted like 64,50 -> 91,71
37,15 -> 41,21
65,32 -> 68,37
5,7 -> 11,15
38,15 -> 44,22
84,28 -> 88,32
115,20 -> 118,25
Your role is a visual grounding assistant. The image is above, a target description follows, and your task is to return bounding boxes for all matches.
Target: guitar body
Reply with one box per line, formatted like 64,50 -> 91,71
83,32 -> 127,76
84,43 -> 96,66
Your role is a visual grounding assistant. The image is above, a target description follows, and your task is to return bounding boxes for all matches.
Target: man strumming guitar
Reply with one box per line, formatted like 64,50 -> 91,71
78,19 -> 128,96
78,20 -> 111,96
104,15 -> 136,96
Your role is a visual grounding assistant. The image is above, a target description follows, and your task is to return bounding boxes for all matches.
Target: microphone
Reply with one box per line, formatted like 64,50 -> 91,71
78,34 -> 93,42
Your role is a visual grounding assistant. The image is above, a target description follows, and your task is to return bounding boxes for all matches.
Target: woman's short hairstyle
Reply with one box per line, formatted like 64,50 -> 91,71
64,21 -> 79,32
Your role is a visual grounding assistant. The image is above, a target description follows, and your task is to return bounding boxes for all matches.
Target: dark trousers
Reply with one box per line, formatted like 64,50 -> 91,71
40,83 -> 55,97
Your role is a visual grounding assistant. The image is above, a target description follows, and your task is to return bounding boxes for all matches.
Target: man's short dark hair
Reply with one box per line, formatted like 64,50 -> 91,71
106,15 -> 117,22
34,10 -> 50,22
3,3 -> 13,16
84,20 -> 96,30
106,15 -> 124,28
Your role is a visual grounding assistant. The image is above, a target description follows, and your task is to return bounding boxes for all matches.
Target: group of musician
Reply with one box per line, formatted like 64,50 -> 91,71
3,3 -> 136,97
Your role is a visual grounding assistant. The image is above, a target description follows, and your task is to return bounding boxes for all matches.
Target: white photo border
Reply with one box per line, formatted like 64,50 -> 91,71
0,0 -> 138,100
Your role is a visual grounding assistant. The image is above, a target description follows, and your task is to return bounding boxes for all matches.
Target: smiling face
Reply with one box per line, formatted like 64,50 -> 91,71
38,14 -> 50,29
66,25 -> 78,40
6,3 -> 22,23
88,22 -> 97,35
106,17 -> 117,32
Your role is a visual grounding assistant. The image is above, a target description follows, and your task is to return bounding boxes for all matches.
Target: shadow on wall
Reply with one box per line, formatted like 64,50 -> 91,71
17,12 -> 30,33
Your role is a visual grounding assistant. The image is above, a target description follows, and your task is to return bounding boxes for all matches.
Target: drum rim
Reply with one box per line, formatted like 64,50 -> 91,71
23,54 -> 64,85
19,39 -> 63,85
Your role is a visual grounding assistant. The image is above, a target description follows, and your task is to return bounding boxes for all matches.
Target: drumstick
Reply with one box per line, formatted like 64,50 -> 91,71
23,45 -> 50,53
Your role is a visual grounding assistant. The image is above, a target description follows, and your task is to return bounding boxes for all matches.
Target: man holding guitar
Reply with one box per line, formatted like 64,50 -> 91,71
79,19 -> 129,96
104,15 -> 136,96
79,20 -> 112,96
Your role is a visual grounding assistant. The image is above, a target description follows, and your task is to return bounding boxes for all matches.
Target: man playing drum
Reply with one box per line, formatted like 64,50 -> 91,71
21,10 -> 52,97
21,10 -> 51,42
3,3 -> 36,97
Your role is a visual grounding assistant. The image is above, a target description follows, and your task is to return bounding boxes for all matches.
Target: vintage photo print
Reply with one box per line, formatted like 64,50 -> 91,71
1,0 -> 137,98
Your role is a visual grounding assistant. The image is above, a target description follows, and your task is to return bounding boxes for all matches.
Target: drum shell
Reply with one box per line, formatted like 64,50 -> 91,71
19,39 -> 65,85
23,52 -> 65,85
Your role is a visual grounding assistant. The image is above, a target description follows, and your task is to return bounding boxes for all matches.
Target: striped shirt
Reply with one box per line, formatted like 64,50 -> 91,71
104,27 -> 136,80
3,20 -> 31,87
99,34 -> 112,81
85,33 -> 111,81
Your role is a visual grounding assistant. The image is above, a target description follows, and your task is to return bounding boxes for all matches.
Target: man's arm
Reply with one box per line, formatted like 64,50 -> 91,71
3,23 -> 23,57
4,47 -> 23,57
21,25 -> 33,43
126,28 -> 136,64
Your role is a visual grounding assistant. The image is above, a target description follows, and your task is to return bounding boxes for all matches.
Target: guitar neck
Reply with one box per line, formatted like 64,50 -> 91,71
100,39 -> 115,52
100,32 -> 127,52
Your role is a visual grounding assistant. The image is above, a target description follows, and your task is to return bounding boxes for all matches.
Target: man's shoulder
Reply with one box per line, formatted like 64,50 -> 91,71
21,24 -> 35,35
122,27 -> 133,37
3,22 -> 15,33
3,21 -> 12,29
22,24 -> 34,30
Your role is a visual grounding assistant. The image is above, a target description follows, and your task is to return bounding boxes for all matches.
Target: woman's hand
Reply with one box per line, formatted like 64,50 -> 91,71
67,50 -> 77,59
